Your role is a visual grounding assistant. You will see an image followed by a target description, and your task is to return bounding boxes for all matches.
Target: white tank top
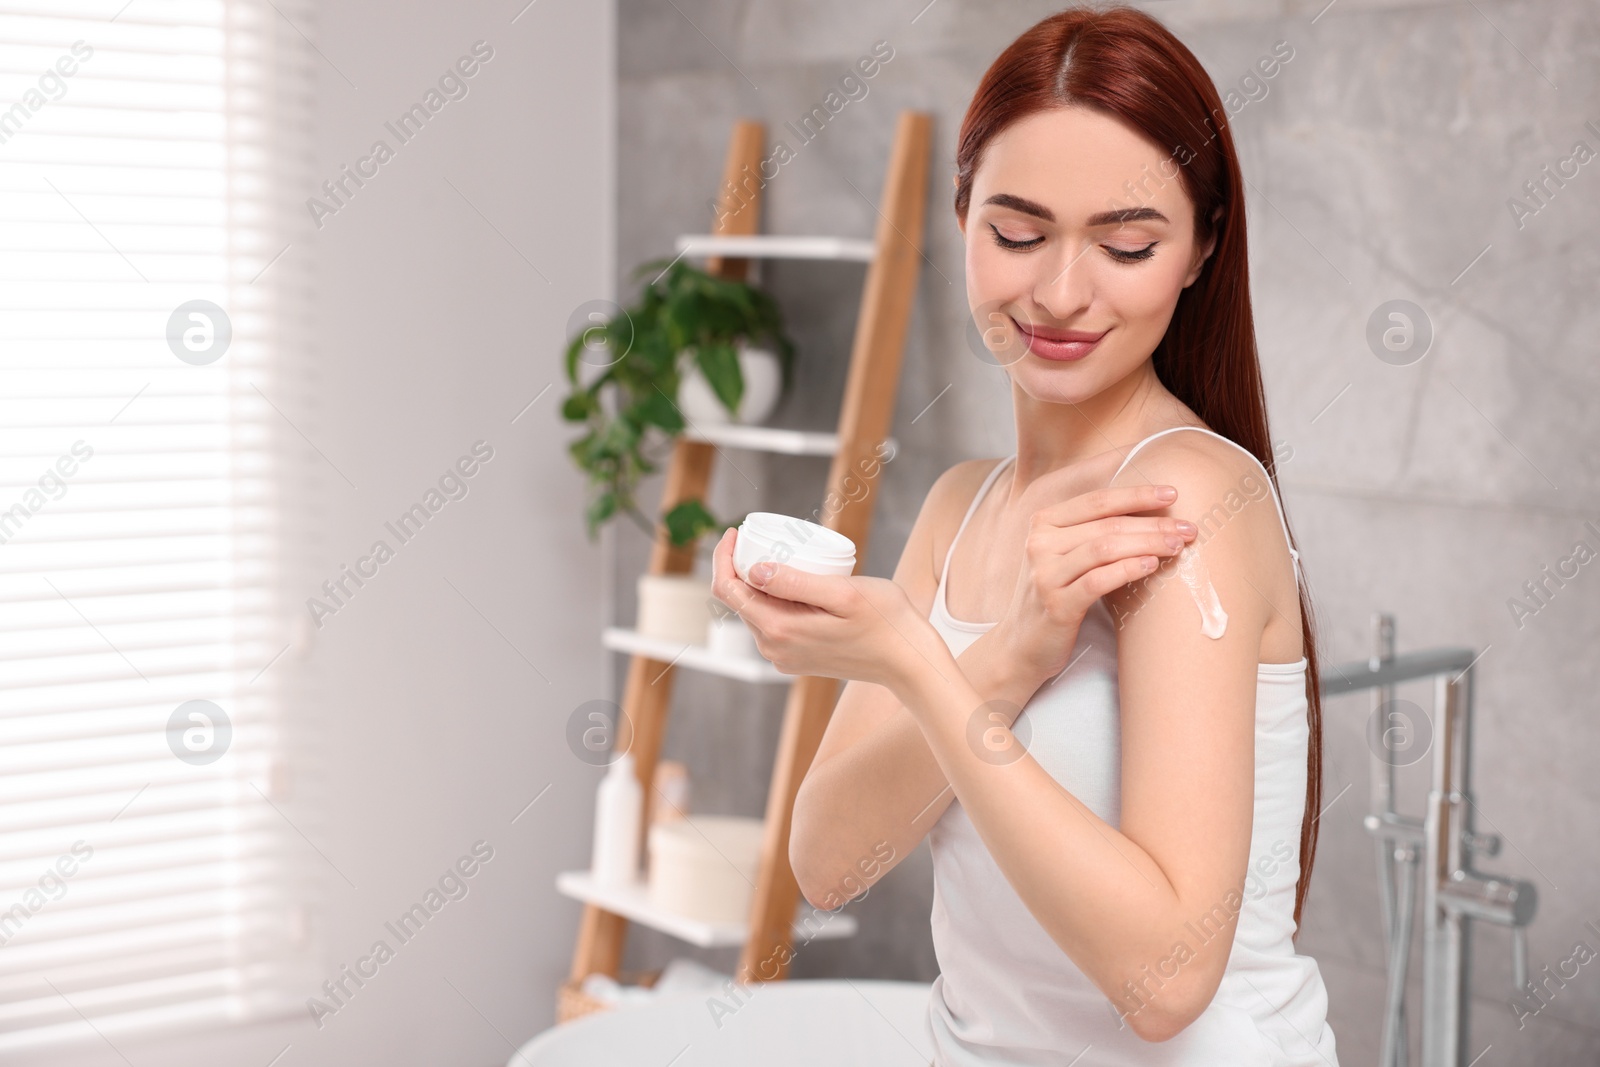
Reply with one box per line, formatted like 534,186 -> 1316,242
924,427 -> 1340,1067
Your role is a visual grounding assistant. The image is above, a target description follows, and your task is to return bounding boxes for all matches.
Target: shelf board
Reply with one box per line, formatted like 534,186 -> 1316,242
673,233 -> 876,263
557,869 -> 858,949
683,423 -> 899,458
601,626 -> 789,685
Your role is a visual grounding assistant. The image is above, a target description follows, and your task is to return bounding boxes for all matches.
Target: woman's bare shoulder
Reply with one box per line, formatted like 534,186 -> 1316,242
1112,426 -> 1260,486
1107,428 -> 1299,625
1109,431 -> 1274,540
928,456 -> 1010,504
892,457 -> 1011,595
924,457 -> 1010,570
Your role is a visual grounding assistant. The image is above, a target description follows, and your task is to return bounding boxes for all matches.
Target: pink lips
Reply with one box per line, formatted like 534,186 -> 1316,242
1012,317 -> 1107,361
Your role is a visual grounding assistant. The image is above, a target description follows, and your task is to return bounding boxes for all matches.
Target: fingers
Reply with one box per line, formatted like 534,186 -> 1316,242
1026,519 -> 1194,587
1077,554 -> 1165,604
710,528 -> 849,616
1031,481 -> 1182,530
710,528 -> 761,614
751,560 -> 853,614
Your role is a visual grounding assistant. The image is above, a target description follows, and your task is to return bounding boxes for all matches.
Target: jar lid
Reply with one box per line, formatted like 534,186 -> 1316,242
648,815 -> 765,863
739,513 -> 856,559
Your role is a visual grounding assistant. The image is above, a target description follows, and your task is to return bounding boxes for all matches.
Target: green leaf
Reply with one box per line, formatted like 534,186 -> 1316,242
694,341 -> 744,415
663,498 -> 718,546
567,429 -> 600,465
635,387 -> 685,434
586,490 -> 617,532
565,332 -> 586,385
599,416 -> 639,456
561,390 -> 596,422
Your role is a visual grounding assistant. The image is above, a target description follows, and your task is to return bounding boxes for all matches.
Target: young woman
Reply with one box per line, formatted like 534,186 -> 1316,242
709,7 -> 1338,1064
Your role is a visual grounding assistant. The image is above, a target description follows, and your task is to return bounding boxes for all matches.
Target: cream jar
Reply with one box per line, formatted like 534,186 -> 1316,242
647,814 -> 764,924
636,574 -> 714,644
733,512 -> 857,582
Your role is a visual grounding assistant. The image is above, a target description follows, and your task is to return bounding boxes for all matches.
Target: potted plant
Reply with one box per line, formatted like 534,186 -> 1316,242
561,256 -> 796,547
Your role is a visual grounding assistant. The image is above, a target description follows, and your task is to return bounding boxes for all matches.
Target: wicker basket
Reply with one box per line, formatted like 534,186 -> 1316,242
556,969 -> 662,1024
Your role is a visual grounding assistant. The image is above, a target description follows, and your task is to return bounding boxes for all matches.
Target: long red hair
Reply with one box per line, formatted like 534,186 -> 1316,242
953,4 -> 1325,935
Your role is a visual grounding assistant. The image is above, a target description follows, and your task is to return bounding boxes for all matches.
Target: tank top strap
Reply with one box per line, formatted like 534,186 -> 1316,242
939,454 -> 1017,592
1111,426 -> 1301,583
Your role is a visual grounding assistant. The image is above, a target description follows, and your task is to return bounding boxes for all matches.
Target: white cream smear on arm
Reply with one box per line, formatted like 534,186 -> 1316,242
1174,542 -> 1228,639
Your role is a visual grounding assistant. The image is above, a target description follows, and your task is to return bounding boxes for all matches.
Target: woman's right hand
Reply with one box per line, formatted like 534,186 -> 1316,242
993,469 -> 1197,689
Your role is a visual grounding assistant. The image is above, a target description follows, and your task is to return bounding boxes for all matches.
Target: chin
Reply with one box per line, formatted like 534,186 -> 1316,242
1006,356 -> 1110,405
1009,372 -> 1103,406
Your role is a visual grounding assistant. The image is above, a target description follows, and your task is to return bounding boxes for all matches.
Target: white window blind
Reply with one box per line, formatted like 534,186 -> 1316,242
0,0 -> 317,1052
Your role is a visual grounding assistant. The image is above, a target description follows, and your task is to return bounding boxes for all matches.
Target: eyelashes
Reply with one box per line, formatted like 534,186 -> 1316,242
1106,244 -> 1157,263
988,227 -> 1044,252
988,223 -> 1157,263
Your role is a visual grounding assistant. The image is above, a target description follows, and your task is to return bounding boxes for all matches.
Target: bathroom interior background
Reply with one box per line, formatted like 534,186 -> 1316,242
23,1 -> 1596,1066
610,3 -> 1600,1066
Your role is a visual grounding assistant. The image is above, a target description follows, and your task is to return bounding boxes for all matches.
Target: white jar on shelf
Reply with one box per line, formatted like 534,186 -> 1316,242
636,574 -> 713,645
647,814 -> 764,925
706,602 -> 761,659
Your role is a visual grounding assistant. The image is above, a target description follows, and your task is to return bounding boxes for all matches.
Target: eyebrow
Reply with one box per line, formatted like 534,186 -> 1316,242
981,193 -> 1170,228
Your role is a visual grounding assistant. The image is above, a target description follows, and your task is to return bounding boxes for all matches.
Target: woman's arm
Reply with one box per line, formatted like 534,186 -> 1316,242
885,438 -> 1281,1043
789,629 -> 1047,909
789,461 -> 1051,909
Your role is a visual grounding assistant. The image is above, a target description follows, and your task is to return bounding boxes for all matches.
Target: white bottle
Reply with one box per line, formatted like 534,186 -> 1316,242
591,751 -> 642,889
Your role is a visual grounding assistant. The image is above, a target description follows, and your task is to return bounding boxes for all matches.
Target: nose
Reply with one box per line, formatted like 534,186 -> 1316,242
1031,237 -> 1094,324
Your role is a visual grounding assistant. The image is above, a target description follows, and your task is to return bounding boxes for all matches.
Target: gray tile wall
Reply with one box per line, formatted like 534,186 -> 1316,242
610,2 -> 1599,1061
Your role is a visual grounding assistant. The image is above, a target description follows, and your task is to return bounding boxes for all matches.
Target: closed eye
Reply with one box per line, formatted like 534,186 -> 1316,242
988,224 -> 1043,251
989,224 -> 1157,263
1107,243 -> 1157,263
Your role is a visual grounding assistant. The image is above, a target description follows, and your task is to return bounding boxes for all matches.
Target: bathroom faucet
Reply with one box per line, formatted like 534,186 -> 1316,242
1321,614 -> 1539,1067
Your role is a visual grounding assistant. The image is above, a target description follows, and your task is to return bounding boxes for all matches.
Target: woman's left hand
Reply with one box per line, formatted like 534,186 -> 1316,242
709,527 -> 947,692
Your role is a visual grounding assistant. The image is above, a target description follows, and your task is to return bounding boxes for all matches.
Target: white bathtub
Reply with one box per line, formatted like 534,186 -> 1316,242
509,979 -> 934,1066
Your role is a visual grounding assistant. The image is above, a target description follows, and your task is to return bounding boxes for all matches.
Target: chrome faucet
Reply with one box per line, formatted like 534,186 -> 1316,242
1320,613 -> 1539,1066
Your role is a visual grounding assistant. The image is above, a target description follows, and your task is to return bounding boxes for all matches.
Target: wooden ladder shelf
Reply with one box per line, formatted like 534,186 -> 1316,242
562,109 -> 932,1004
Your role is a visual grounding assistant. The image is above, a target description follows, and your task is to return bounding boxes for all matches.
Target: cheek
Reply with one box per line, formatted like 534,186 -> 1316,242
966,235 -> 1040,300
1099,256 -> 1191,323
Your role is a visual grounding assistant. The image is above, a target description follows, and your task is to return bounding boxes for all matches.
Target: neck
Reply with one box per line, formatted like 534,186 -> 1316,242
1006,360 -> 1181,493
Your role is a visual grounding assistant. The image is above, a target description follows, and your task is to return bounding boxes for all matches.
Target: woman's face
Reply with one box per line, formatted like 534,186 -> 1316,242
958,105 -> 1216,405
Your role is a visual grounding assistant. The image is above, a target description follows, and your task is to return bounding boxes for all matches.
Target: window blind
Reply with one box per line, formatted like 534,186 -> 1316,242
0,0 -> 317,1051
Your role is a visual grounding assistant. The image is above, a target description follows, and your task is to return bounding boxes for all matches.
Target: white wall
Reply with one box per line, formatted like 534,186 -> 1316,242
54,2 -> 615,1065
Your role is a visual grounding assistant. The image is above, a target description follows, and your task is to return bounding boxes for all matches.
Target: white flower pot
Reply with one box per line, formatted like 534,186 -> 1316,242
679,342 -> 783,426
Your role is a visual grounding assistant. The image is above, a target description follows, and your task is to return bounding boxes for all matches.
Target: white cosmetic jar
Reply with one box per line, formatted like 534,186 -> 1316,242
636,574 -> 714,645
647,815 -> 764,924
733,512 -> 857,582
